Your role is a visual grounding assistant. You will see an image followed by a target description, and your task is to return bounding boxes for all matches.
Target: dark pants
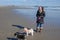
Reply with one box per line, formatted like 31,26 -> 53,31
37,23 -> 43,28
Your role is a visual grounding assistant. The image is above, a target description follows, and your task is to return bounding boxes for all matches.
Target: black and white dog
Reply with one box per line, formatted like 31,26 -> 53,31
14,32 -> 26,40
14,28 -> 34,40
12,25 -> 34,36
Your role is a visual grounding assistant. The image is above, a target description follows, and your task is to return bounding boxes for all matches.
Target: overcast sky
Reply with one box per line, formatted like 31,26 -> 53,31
0,0 -> 60,6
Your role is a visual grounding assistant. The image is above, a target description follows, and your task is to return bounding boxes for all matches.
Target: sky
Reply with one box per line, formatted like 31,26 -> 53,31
0,0 -> 60,6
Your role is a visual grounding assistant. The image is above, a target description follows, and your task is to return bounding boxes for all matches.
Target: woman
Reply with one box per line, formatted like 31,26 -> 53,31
36,6 -> 45,32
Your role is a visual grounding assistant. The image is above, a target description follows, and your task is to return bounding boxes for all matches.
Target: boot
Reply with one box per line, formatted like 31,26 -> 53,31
39,27 -> 43,32
36,27 -> 40,32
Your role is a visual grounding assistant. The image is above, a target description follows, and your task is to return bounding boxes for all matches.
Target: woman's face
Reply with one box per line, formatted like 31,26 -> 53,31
39,7 -> 42,12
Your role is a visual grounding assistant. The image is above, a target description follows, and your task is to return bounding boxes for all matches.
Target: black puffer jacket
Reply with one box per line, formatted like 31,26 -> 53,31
36,10 -> 45,23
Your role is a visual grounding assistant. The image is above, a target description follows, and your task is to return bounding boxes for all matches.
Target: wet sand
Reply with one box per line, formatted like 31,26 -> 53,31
0,6 -> 60,40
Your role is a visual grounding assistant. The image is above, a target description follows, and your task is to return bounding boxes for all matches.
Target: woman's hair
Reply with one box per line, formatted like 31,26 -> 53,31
38,6 -> 45,12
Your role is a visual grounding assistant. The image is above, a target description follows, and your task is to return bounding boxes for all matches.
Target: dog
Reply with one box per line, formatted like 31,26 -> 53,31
14,32 -> 26,40
24,28 -> 34,36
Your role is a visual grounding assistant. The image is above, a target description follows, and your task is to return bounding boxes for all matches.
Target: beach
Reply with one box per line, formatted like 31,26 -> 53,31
0,6 -> 60,40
